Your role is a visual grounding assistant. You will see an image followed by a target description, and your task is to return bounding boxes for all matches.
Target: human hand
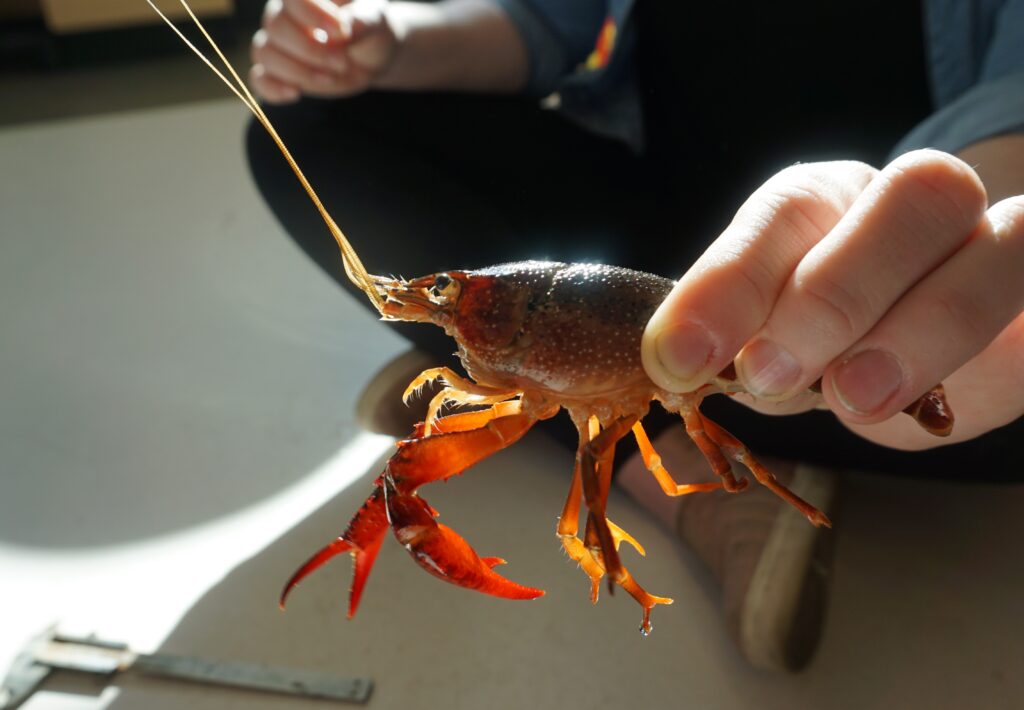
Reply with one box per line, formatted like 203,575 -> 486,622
250,0 -> 397,103
641,149 -> 1024,451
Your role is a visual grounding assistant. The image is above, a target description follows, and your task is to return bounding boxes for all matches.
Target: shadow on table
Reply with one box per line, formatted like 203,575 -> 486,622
83,436 -> 1024,709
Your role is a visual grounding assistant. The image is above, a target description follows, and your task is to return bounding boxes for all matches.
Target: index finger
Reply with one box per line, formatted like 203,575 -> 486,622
641,161 -> 876,393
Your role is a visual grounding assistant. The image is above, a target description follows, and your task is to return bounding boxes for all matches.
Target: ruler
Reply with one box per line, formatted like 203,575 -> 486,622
1,629 -> 372,708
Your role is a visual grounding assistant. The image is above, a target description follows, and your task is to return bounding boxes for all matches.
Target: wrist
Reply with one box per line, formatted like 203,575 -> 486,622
369,0 -> 527,93
366,1 -> 442,90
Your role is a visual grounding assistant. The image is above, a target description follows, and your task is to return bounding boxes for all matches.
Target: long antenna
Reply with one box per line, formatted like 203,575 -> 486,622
146,0 -> 386,314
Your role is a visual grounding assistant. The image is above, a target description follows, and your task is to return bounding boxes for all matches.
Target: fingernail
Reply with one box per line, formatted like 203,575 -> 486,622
831,349 -> 903,415
737,338 -> 802,397
654,323 -> 716,387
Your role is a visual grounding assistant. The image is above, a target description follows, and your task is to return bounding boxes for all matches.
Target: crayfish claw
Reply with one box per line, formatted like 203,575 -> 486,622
279,537 -> 353,611
281,485 -> 391,618
386,480 -> 544,600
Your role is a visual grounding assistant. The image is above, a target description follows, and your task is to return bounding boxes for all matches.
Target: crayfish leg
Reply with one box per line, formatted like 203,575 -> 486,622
559,414 -> 669,633
681,407 -> 750,493
607,518 -> 646,556
617,569 -> 674,637
632,421 -> 725,496
401,367 -> 517,435
698,411 -> 833,528
556,445 -> 606,603
578,416 -> 639,588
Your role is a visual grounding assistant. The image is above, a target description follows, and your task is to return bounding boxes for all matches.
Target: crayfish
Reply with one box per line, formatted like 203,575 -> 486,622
152,1 -> 954,635
279,263 -> 952,635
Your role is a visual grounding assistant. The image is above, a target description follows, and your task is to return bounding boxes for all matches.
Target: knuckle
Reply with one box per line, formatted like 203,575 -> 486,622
763,182 -> 838,240
697,230 -> 779,310
886,149 -> 988,230
925,285 -> 993,347
792,272 -> 864,342
728,258 -> 777,316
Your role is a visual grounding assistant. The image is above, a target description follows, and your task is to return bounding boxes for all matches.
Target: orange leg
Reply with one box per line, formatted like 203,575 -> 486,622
557,437 -> 606,603
680,406 -> 749,493
558,416 -> 672,635
631,421 -> 724,496
578,416 -> 637,586
697,412 -> 832,527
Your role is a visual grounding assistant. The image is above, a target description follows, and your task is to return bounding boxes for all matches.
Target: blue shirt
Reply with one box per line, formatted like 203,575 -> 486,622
493,0 -> 1024,157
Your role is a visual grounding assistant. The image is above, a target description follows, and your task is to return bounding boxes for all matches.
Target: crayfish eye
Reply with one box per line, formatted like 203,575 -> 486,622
429,273 -> 460,302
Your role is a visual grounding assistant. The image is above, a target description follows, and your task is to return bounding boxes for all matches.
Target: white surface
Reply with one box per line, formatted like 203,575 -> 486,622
2,101 -> 1023,710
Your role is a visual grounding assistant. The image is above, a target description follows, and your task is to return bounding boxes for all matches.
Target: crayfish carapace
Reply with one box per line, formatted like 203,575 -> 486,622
280,262 -> 953,635
151,1 -> 955,635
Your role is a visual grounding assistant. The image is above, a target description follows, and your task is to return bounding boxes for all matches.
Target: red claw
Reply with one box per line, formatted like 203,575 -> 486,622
281,405 -> 540,618
384,475 -> 544,600
280,486 -> 390,618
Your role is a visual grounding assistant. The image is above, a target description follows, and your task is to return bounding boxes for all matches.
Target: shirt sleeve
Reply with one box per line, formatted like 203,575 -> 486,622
490,0 -> 607,95
893,0 -> 1024,156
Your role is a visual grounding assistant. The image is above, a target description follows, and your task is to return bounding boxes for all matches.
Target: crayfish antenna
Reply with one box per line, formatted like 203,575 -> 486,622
147,0 -> 387,315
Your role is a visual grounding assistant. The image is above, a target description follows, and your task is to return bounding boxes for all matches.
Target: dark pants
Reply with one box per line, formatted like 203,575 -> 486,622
245,2 -> 1022,481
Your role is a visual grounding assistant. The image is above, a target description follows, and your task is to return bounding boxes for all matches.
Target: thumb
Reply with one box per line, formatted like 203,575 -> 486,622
641,162 -> 876,394
641,278 -> 737,394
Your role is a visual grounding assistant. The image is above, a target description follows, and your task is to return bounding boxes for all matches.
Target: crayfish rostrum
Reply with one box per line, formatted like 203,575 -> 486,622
279,261 -> 953,635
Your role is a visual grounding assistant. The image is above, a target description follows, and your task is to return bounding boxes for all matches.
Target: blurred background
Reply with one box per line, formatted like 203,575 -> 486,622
0,1 -> 263,123
1,3 -> 1023,709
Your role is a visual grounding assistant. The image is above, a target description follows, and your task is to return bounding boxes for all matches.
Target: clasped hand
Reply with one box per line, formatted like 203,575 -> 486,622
643,150 -> 1024,450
